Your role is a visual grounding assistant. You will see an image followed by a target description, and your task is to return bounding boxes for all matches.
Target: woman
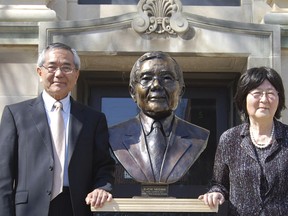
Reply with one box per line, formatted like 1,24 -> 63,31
199,67 -> 288,215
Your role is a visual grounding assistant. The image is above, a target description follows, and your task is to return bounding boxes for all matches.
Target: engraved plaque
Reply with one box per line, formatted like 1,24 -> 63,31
141,184 -> 169,197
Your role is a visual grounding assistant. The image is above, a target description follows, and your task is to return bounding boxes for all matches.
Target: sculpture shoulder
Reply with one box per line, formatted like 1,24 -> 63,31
109,117 -> 140,133
108,117 -> 142,148
175,116 -> 210,138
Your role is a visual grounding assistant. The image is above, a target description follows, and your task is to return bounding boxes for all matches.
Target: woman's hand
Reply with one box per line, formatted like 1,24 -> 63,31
198,192 -> 225,209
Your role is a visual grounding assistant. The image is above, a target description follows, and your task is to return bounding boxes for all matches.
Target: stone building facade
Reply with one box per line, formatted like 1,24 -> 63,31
0,0 -> 287,119
0,0 -> 288,212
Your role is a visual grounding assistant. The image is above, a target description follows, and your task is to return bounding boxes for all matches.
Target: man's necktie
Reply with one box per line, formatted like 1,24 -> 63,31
147,121 -> 166,182
50,101 -> 65,200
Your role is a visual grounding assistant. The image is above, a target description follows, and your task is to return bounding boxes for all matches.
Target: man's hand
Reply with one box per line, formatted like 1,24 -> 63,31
85,188 -> 112,209
198,192 -> 224,209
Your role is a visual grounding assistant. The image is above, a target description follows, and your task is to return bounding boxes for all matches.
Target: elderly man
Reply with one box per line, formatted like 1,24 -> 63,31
0,42 -> 115,216
109,51 -> 209,184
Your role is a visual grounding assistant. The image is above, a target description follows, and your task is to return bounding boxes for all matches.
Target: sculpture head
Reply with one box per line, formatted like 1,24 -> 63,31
129,51 -> 185,120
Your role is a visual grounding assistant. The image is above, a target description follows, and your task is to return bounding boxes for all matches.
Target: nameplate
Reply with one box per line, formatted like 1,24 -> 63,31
141,184 -> 168,197
91,198 -> 218,212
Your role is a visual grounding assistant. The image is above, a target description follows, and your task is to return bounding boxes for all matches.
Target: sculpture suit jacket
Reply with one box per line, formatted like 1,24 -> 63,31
0,94 -> 115,216
109,114 -> 209,184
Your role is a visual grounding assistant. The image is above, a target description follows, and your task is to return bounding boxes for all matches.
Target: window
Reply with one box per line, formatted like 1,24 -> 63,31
79,0 -> 240,6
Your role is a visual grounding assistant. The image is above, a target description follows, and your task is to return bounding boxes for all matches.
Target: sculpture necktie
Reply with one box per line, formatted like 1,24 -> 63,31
50,101 -> 65,200
147,121 -> 166,182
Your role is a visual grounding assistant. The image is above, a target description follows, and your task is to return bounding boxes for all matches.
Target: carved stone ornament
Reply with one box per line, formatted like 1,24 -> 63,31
132,0 -> 189,36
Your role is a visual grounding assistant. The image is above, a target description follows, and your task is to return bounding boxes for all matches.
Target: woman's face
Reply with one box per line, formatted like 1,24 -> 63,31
246,79 -> 279,122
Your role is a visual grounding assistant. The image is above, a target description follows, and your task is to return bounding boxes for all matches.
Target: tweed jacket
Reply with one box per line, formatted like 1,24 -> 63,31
209,119 -> 288,216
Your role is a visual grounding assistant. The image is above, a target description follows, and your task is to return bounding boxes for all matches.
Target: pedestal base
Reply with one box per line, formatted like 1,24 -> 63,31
91,198 -> 218,212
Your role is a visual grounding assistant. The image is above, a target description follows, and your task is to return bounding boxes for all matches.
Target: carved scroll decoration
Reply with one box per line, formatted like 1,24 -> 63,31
132,0 -> 189,36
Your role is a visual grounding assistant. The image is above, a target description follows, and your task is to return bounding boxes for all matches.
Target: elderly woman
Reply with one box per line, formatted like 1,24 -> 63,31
199,67 -> 288,215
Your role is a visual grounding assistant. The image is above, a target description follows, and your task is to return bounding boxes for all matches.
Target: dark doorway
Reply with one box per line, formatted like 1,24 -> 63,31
89,86 -> 227,192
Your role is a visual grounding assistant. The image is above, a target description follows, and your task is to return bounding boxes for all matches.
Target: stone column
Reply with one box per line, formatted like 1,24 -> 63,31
0,0 -> 56,117
264,0 -> 288,123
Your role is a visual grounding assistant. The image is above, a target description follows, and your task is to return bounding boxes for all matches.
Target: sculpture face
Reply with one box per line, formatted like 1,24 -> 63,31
130,57 -> 183,119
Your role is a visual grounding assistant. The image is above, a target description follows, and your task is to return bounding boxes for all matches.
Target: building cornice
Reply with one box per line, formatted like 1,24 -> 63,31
0,4 -> 56,22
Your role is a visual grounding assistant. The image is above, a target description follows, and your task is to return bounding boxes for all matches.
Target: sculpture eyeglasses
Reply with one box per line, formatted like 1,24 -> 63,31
136,74 -> 179,88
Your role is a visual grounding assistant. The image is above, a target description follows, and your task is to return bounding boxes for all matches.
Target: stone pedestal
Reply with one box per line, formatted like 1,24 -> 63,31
91,198 -> 218,213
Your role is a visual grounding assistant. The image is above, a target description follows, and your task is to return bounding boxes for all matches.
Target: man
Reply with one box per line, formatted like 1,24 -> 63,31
109,51 -> 209,184
0,42 -> 115,216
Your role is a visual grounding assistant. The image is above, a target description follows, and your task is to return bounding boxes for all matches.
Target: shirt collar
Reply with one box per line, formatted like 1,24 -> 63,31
42,90 -> 71,113
139,112 -> 174,136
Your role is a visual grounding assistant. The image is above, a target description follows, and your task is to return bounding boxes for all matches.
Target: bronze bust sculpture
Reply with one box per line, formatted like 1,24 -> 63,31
109,51 -> 209,184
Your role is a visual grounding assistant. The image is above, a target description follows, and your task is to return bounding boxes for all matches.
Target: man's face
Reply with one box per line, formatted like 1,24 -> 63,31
130,58 -> 183,119
37,48 -> 79,100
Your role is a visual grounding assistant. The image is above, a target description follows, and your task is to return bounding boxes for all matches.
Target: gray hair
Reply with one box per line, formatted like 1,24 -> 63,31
37,42 -> 81,70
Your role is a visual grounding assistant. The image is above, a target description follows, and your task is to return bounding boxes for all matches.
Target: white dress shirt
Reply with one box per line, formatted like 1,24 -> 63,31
42,90 -> 71,186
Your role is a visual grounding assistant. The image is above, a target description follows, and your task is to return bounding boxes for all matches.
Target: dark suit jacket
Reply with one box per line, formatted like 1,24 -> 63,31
109,114 -> 209,184
0,95 -> 115,216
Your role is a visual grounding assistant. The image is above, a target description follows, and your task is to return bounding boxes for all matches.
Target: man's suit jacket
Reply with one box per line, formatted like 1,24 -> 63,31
0,95 -> 115,216
109,114 -> 209,184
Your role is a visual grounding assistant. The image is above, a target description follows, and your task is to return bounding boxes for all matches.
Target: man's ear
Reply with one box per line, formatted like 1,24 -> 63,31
37,67 -> 43,82
129,85 -> 137,102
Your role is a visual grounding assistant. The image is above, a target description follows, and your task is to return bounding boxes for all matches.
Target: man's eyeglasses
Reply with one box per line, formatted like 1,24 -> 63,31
249,90 -> 279,100
41,65 -> 75,74
136,74 -> 178,88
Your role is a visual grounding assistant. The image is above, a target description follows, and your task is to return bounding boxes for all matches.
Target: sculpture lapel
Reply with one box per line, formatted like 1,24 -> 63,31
160,118 -> 192,182
122,118 -> 155,182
